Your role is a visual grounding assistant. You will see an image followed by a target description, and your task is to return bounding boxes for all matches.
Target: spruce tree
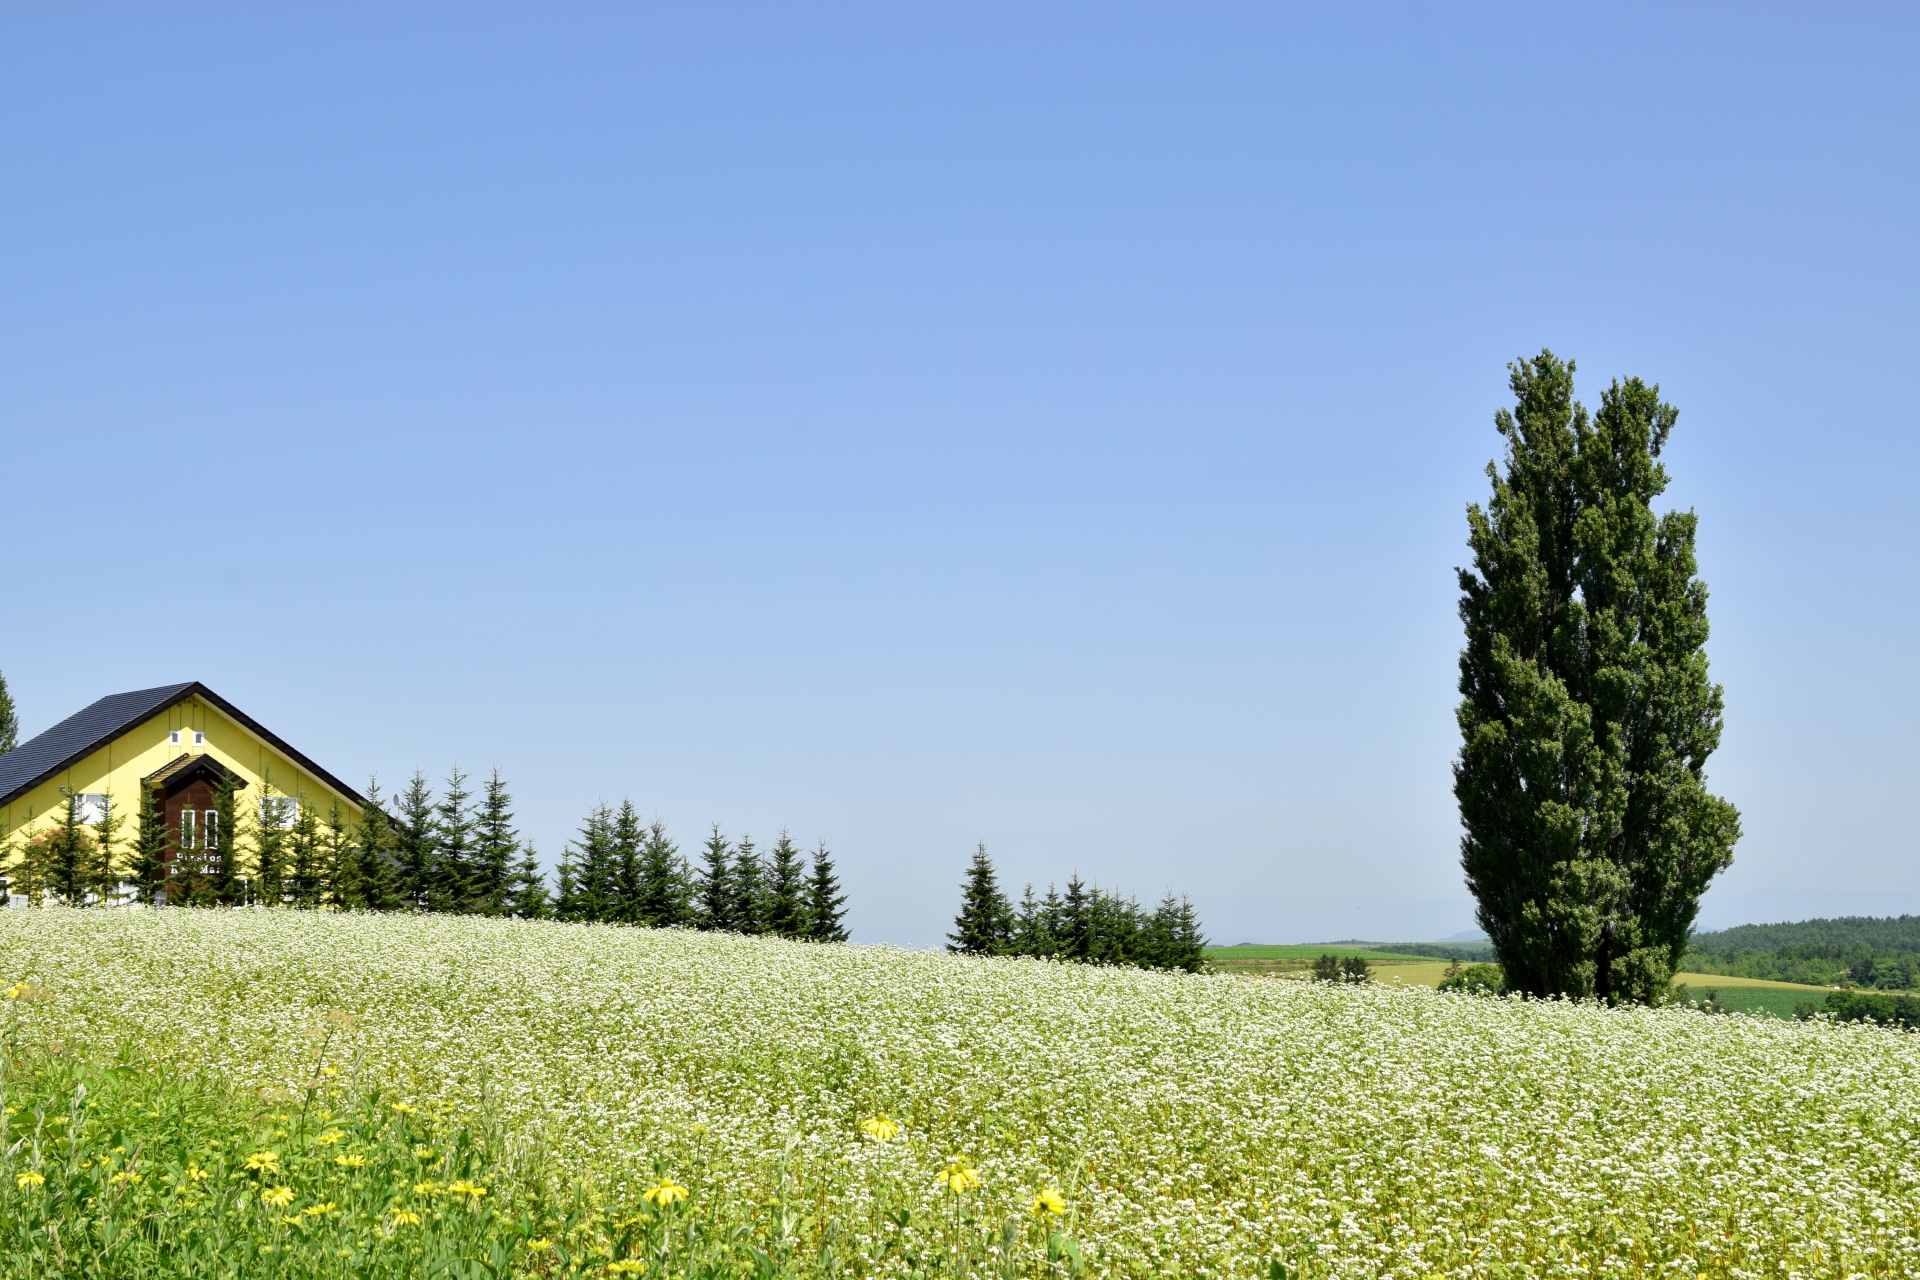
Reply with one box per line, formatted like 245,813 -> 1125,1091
729,836 -> 766,934
948,843 -> 1014,955
253,779 -> 290,906
432,768 -> 476,912
287,798 -> 324,908
44,792 -> 98,905
551,842 -> 581,921
389,771 -> 436,910
508,842 -> 549,918
471,769 -> 520,916
1012,883 -> 1053,957
322,801 -> 350,908
0,669 -> 16,755
611,800 -> 644,924
639,819 -> 689,927
567,804 -> 617,923
1456,351 -> 1741,1003
694,825 -> 733,931
352,780 -> 402,910
129,785 -> 171,905
805,840 -> 849,942
1057,873 -> 1092,961
764,830 -> 808,938
206,775 -> 245,906
94,790 -> 126,905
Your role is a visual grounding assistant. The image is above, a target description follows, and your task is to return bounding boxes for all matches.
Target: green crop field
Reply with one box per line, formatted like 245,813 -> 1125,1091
6,909 -> 1920,1278
1203,944 -> 1413,963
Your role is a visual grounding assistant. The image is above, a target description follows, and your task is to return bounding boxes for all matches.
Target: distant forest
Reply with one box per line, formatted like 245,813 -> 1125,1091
1684,916 -> 1920,990
948,844 -> 1207,972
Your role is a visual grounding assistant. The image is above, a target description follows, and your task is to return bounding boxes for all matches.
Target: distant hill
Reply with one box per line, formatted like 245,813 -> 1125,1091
1684,916 -> 1920,991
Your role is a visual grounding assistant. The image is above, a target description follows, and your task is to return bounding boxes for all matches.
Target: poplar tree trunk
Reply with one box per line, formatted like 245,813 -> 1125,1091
1455,351 -> 1740,1003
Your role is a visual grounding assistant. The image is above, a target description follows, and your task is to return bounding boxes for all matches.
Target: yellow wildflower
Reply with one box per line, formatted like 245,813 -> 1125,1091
527,1238 -> 553,1251
303,1201 -> 338,1216
261,1186 -> 296,1209
448,1180 -> 488,1200
860,1115 -> 900,1142
111,1170 -> 145,1185
335,1154 -> 367,1168
413,1180 -> 442,1196
16,1171 -> 45,1190
607,1263 -> 646,1274
321,1065 -> 339,1077
413,1145 -> 435,1159
391,1103 -> 417,1115
186,1165 -> 210,1181
936,1158 -> 981,1193
388,1208 -> 422,1226
1030,1187 -> 1067,1216
243,1151 -> 280,1172
315,1130 -> 346,1145
641,1179 -> 689,1207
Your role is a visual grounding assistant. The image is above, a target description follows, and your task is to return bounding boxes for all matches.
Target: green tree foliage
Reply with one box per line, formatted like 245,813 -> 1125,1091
805,841 -> 848,943
287,798 -> 325,909
764,831 -> 808,938
508,841 -> 549,919
432,769 -> 476,912
638,820 -> 689,927
1438,961 -> 1505,994
347,780 -> 402,911
730,836 -> 766,935
93,791 -> 126,906
948,843 -> 1014,955
471,769 -> 520,916
1456,351 -> 1741,1004
390,771 -> 437,910
207,775 -> 244,907
952,848 -> 1204,972
0,668 -> 16,755
128,786 -> 170,906
252,779 -> 291,906
695,825 -> 733,931
38,793 -> 101,905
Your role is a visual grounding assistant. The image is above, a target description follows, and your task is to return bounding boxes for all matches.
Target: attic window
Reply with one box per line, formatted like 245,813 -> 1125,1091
169,731 -> 182,746
260,796 -> 298,829
75,794 -> 108,824
193,731 -> 206,747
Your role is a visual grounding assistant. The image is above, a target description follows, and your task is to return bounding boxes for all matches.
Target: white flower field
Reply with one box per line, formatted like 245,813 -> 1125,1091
5,908 -> 1919,1277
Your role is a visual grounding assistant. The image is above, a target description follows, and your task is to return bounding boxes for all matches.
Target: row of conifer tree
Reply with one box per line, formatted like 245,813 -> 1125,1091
1,768 -> 847,942
947,844 -> 1207,972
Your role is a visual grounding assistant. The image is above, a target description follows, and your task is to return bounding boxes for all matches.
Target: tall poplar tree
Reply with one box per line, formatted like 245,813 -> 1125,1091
1456,351 -> 1740,1003
948,843 -> 1014,955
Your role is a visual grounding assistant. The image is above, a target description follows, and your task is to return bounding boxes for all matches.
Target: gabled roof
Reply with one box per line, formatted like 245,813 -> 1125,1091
0,682 -> 364,810
144,752 -> 248,793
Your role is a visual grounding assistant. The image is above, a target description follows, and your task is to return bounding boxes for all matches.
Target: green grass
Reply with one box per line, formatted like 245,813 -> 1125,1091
1673,985 -> 1820,1020
1203,944 -> 1416,963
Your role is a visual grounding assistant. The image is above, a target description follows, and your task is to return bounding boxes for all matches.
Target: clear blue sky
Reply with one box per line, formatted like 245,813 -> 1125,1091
3,4 -> 1915,946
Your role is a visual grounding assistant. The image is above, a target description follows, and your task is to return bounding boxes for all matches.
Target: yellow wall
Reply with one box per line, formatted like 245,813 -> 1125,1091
0,692 -> 358,846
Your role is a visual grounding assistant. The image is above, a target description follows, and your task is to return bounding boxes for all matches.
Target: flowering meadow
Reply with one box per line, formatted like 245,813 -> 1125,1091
4,910 -> 1920,1277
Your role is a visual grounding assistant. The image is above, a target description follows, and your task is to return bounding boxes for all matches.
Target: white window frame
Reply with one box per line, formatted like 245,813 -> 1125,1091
259,796 -> 298,829
169,730 -> 182,746
192,731 -> 205,747
204,809 -> 219,851
75,793 -> 108,825
180,809 -> 196,851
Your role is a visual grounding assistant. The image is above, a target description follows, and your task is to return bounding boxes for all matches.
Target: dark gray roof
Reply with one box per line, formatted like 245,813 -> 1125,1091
0,682 -> 363,810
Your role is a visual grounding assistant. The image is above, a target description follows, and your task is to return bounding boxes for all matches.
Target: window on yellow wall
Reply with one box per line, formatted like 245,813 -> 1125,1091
193,731 -> 205,747
180,810 -> 196,850
169,730 -> 181,746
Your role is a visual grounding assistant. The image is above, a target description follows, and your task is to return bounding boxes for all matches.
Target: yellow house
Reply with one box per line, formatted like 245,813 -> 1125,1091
0,682 -> 363,901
